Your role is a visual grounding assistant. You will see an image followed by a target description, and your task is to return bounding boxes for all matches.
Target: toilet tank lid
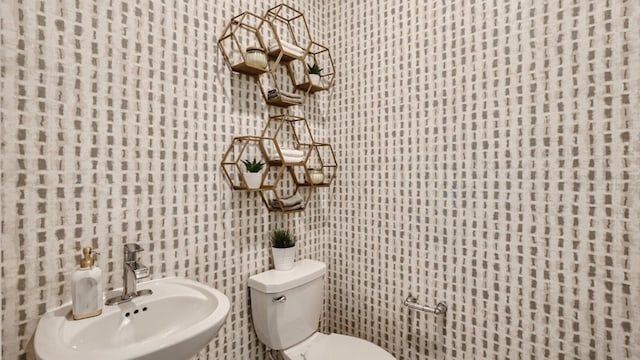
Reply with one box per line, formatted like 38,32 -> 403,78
248,259 -> 326,293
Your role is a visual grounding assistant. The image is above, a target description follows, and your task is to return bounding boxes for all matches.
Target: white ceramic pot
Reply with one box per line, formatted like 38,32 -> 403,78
309,74 -> 323,88
272,246 -> 296,271
244,172 -> 262,189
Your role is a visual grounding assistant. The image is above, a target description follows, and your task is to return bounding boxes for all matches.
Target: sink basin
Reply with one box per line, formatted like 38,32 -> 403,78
34,277 -> 231,360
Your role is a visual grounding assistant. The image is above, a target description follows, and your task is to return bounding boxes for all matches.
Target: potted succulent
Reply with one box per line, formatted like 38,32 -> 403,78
241,158 -> 265,189
307,62 -> 323,88
270,229 -> 297,271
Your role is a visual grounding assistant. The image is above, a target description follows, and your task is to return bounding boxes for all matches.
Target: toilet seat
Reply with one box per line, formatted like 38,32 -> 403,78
304,333 -> 395,360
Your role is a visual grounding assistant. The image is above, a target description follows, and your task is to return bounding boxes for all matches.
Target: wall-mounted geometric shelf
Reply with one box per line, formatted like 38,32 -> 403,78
221,136 -> 277,191
217,4 -> 334,107
301,143 -> 337,187
262,4 -> 312,63
289,41 -> 336,94
260,168 -> 313,212
258,61 -> 304,107
220,114 -> 337,212
261,114 -> 314,165
218,4 -> 337,212
218,12 -> 273,76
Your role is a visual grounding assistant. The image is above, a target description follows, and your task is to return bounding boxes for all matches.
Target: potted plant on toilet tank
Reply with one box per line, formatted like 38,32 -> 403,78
241,158 -> 265,189
270,229 -> 297,271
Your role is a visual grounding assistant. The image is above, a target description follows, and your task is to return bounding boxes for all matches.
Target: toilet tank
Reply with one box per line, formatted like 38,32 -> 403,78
247,259 -> 326,350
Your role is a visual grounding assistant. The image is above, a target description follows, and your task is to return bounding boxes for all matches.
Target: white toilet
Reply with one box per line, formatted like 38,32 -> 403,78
248,259 -> 396,360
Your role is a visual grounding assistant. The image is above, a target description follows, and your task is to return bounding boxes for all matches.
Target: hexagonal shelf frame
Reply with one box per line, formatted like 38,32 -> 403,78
217,4 -> 338,212
218,12 -> 273,76
247,4 -> 310,108
220,114 -> 337,212
220,136 -> 275,191
257,59 -> 304,107
289,41 -> 336,94
260,169 -> 313,213
218,4 -> 335,107
297,143 -> 338,187
262,4 -> 312,63
260,114 -> 314,166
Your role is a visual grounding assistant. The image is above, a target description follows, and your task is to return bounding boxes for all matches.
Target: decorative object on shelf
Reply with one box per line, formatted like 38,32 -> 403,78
269,193 -> 304,211
241,158 -> 265,189
277,148 -> 306,164
307,63 -> 323,89
268,40 -> 306,61
307,169 -> 324,185
270,229 -> 297,271
266,88 -> 303,107
245,47 -> 268,70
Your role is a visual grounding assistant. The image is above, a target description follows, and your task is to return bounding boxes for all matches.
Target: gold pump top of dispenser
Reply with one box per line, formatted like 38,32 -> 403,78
80,247 -> 96,268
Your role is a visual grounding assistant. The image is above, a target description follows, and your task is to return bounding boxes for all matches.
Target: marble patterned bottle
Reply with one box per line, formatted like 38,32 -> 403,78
71,247 -> 103,320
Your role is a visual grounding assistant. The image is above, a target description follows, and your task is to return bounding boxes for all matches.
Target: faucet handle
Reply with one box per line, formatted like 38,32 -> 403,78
124,243 -> 143,253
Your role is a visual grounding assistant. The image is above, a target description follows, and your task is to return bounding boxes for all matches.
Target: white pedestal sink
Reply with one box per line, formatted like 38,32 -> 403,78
34,277 -> 230,360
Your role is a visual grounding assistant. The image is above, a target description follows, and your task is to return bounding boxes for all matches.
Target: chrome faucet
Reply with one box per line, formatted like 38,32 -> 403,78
106,243 -> 152,305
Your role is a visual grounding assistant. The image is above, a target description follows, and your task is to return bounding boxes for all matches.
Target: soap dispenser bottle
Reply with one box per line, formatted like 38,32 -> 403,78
71,247 -> 103,320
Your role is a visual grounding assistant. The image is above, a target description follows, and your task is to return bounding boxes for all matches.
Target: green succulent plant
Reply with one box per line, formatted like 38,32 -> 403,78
270,229 -> 297,248
307,63 -> 323,75
242,158 -> 265,173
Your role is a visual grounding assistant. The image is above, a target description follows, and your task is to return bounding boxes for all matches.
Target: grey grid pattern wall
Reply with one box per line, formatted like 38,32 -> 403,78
325,0 -> 640,359
0,1 -> 330,359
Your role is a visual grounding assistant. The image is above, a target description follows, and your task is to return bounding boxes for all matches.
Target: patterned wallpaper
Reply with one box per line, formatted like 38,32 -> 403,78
2,0 -> 639,360
0,1 -> 330,359
325,0 -> 640,359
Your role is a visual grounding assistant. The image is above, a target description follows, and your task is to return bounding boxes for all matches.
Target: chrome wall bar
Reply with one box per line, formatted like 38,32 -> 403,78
403,294 -> 447,315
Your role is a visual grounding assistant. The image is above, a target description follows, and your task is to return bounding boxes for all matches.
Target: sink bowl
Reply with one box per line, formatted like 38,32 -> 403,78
34,277 -> 230,360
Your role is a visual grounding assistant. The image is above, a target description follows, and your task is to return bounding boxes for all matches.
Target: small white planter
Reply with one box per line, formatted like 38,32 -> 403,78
272,246 -> 296,271
244,172 -> 262,189
309,74 -> 323,88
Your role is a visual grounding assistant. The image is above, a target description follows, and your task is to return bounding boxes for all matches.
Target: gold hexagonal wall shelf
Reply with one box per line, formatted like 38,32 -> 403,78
220,136 -> 275,191
261,4 -> 312,63
298,143 -> 338,187
288,41 -> 336,94
218,4 -> 335,107
260,114 -> 314,165
218,12 -> 274,76
260,168 -> 312,213
257,60 -> 304,107
219,115 -> 337,212
218,4 -> 338,212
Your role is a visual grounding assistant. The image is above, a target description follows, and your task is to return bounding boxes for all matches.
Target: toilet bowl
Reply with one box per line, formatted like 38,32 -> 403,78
281,332 -> 394,360
248,260 -> 395,360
